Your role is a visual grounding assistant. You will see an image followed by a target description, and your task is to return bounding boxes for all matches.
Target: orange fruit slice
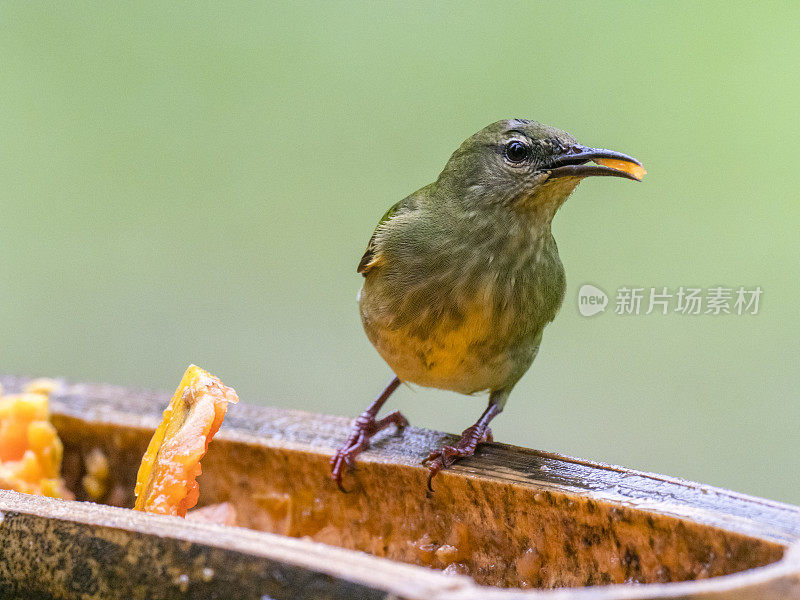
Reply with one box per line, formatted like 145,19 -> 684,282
594,158 -> 647,181
0,379 -> 71,499
133,365 -> 238,516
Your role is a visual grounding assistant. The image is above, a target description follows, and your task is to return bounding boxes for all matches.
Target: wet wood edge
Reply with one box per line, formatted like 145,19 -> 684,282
0,489 -> 466,600
1,375 -> 799,599
0,490 -> 798,600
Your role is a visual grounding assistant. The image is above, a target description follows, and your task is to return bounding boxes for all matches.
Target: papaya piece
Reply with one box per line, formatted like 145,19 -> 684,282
82,447 -> 110,501
134,365 -> 238,517
594,157 -> 647,181
0,380 -> 71,499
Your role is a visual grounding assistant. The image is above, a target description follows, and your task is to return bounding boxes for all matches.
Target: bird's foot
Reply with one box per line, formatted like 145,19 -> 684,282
330,409 -> 408,492
423,425 -> 493,493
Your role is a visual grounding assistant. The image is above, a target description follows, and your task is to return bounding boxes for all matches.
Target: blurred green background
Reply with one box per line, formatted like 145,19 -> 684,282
1,3 -> 798,503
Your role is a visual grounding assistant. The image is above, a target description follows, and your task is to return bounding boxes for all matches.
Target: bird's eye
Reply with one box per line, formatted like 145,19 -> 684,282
504,140 -> 530,164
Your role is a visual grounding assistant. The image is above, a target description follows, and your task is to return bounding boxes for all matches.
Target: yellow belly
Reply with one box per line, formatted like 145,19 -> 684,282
359,288 -> 513,394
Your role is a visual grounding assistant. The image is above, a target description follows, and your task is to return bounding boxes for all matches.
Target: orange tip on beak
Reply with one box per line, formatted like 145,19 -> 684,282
593,158 -> 647,181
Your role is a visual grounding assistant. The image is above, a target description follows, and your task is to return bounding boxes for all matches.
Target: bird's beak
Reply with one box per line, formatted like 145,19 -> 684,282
544,145 -> 646,182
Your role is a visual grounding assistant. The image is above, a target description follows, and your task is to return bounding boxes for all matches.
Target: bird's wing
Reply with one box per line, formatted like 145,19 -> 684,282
357,200 -> 403,275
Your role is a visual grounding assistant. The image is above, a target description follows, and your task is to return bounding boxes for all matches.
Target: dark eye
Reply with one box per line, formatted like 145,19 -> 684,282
504,140 -> 530,164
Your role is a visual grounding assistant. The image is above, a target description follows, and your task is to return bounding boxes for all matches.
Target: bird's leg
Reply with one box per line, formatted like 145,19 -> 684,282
423,392 -> 505,492
330,376 -> 406,491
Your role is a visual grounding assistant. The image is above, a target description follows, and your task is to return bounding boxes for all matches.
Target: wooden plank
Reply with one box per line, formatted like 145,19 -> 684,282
0,375 -> 798,599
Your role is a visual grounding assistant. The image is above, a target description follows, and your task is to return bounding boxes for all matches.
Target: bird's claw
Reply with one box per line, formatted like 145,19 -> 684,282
330,410 -> 408,492
422,444 -> 461,468
330,430 -> 368,492
330,445 -> 356,493
423,427 -> 493,494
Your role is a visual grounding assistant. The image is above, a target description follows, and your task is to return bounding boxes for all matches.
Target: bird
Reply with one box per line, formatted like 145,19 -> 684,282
330,119 -> 645,492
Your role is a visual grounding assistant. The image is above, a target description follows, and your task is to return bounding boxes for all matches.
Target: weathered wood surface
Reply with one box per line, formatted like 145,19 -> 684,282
0,374 -> 798,599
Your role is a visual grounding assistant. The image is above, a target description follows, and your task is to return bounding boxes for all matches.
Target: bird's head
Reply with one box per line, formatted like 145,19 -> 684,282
437,119 -> 644,223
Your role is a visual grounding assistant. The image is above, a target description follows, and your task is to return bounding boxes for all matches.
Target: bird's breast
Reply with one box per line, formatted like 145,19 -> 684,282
359,230 -> 565,394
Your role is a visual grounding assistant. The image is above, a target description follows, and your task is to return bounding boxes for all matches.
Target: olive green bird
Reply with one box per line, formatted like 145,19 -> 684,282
331,119 -> 644,491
